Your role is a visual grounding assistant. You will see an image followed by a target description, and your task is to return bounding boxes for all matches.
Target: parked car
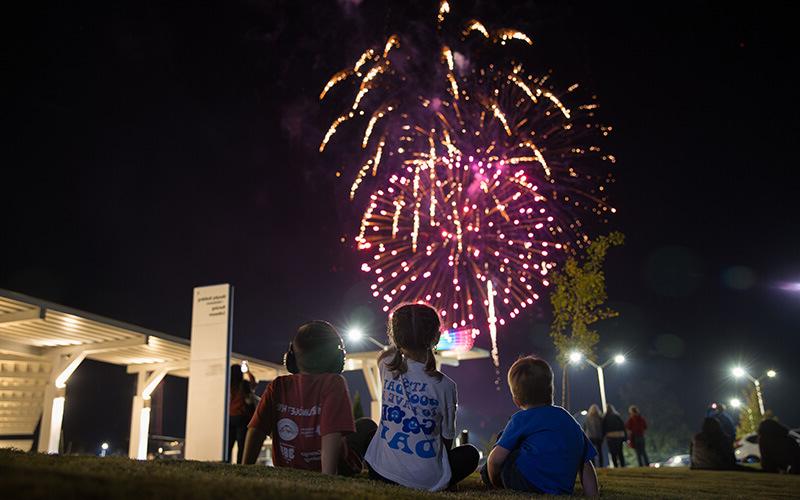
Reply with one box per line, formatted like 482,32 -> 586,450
650,454 -> 690,468
734,432 -> 760,463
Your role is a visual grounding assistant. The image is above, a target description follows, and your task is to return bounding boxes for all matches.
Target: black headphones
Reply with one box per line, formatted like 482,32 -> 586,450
283,339 -> 347,375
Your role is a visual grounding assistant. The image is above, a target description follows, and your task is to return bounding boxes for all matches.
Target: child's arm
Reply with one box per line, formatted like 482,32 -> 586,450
242,427 -> 267,464
579,461 -> 599,497
320,432 -> 343,475
486,445 -> 511,488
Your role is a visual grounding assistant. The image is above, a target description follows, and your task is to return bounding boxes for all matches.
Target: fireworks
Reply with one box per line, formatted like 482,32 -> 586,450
319,1 -> 615,367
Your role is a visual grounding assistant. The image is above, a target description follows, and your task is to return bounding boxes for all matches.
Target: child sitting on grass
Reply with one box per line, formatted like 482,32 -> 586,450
241,320 -> 376,474
482,356 -> 599,496
364,303 -> 480,491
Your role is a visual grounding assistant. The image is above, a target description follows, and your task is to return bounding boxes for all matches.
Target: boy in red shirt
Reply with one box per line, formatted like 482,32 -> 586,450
241,321 -> 376,474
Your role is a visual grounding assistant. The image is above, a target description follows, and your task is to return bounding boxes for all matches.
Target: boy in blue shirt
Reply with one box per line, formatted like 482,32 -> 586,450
481,356 -> 599,496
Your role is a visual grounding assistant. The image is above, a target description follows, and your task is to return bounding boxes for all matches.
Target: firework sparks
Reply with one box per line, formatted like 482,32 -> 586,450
320,1 -> 615,368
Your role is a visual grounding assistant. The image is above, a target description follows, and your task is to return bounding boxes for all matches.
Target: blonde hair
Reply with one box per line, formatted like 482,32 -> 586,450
507,356 -> 553,406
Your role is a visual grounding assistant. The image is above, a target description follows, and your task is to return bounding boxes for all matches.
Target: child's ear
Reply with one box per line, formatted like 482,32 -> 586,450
512,396 -> 521,408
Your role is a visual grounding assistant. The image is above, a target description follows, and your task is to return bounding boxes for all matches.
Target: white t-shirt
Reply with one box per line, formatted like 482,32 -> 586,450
364,356 -> 457,491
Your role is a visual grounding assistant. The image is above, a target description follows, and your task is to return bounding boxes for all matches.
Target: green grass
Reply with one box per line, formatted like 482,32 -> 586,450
1,449 -> 798,499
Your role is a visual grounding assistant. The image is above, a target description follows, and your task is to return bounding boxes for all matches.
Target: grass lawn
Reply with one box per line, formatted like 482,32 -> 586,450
1,449 -> 798,499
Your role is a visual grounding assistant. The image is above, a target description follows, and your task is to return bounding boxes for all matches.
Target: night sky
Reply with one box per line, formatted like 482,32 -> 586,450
4,1 -> 799,455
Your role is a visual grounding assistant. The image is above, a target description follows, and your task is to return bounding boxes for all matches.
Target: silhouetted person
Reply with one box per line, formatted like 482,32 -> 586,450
583,404 -> 605,467
759,419 -> 800,474
228,364 -> 256,463
625,405 -> 649,466
691,417 -> 738,470
603,404 -> 626,468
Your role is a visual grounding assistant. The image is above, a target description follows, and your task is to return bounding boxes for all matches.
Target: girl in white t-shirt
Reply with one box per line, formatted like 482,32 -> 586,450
364,303 -> 479,491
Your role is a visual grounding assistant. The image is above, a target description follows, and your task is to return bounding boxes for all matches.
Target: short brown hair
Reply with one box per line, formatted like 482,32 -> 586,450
507,356 -> 553,407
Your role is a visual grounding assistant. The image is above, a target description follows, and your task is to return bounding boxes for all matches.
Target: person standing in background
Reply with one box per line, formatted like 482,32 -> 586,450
229,363 -> 257,463
603,404 -> 626,468
625,405 -> 649,466
583,404 -> 605,467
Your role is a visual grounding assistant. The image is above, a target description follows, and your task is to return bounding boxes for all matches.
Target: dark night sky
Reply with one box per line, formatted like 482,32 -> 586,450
3,1 -> 799,455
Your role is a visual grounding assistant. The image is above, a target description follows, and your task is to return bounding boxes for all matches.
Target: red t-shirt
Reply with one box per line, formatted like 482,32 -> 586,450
248,373 -> 355,470
626,414 -> 648,437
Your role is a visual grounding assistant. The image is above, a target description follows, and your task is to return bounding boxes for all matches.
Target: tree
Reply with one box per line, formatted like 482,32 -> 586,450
735,385 -> 763,439
549,231 -> 625,407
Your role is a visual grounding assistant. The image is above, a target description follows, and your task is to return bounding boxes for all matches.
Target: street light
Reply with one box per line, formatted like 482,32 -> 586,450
346,327 -> 387,349
730,366 -> 777,416
569,351 -> 627,414
729,398 -> 742,409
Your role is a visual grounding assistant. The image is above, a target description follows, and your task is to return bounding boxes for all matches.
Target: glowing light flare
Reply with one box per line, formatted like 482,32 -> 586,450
487,279 -> 499,368
383,35 -> 399,57
353,48 -> 375,73
495,28 -> 533,45
438,1 -> 450,24
319,113 -> 352,152
508,74 -> 537,102
542,90 -> 571,119
319,70 -> 350,100
362,107 -> 392,148
465,20 -> 489,38
447,73 -> 460,100
491,104 -> 512,136
442,46 -> 455,71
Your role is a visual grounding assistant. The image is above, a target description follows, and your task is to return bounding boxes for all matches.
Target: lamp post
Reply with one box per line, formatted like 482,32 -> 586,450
731,366 -> 776,416
346,327 -> 388,350
569,351 -> 626,413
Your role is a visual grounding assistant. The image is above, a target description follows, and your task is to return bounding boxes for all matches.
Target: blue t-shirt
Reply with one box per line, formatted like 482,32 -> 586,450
497,405 -> 596,495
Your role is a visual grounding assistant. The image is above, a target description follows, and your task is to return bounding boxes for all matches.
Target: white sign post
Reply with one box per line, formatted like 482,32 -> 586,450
184,284 -> 233,461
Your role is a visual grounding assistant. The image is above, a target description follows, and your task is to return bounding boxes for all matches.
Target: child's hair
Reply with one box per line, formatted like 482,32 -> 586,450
507,356 -> 553,407
293,320 -> 345,374
379,303 -> 442,381
629,405 -> 640,415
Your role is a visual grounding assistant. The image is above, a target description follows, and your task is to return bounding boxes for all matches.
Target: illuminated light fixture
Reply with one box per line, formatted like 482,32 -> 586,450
347,328 -> 364,342
580,410 -> 588,416
614,354 -> 626,365
766,369 -> 777,378
731,366 -> 746,379
569,351 -> 583,364
729,398 -> 742,409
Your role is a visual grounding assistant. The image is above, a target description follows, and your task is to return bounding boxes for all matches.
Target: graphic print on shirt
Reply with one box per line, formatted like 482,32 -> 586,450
379,376 -> 440,458
274,404 -> 323,465
277,418 -> 299,441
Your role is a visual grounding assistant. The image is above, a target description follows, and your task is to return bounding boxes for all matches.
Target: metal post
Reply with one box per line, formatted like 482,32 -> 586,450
596,365 -> 607,414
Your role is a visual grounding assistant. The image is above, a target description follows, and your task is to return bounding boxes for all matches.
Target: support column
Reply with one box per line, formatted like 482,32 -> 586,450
128,368 -> 169,459
38,352 -> 86,453
362,362 -> 382,422
38,383 -> 65,453
36,338 -> 145,454
129,372 -> 150,460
